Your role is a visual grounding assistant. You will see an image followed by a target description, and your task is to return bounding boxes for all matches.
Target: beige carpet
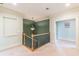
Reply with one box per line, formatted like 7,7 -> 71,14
0,43 -> 79,56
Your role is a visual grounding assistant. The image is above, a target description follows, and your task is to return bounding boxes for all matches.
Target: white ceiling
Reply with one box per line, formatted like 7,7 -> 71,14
2,3 -> 79,20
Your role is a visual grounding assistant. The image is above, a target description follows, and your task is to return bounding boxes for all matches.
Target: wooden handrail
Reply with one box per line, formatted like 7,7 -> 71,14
23,33 -> 34,51
23,32 -> 49,51
23,33 -> 49,38
23,33 -> 32,39
33,33 -> 49,37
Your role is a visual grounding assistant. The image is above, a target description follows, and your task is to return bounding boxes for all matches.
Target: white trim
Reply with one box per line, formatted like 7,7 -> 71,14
54,18 -> 77,46
34,33 -> 49,37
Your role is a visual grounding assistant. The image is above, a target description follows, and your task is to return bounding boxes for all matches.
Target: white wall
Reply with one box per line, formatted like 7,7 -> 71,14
1,5 -> 79,50
0,7 -> 23,51
50,7 -> 79,48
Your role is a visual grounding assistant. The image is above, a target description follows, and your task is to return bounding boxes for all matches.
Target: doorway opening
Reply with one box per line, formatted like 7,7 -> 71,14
55,19 -> 76,48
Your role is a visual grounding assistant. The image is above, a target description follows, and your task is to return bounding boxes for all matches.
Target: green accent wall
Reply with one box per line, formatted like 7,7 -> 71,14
23,19 -> 34,46
25,37 -> 32,48
36,19 -> 49,34
23,19 -> 50,49
34,34 -> 50,48
34,19 -> 50,48
23,19 -> 35,37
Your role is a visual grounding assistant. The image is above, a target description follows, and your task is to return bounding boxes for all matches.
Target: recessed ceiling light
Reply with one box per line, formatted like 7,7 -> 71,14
65,3 -> 70,7
46,8 -> 49,10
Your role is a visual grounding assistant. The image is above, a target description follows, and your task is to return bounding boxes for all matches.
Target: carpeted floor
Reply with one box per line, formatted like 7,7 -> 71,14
0,43 -> 79,56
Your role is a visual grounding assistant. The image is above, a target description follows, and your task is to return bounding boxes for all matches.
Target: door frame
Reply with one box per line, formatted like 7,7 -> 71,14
54,18 -> 77,47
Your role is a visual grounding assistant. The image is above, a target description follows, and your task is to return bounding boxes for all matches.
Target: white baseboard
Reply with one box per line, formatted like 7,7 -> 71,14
0,43 -> 22,51
58,39 -> 75,42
